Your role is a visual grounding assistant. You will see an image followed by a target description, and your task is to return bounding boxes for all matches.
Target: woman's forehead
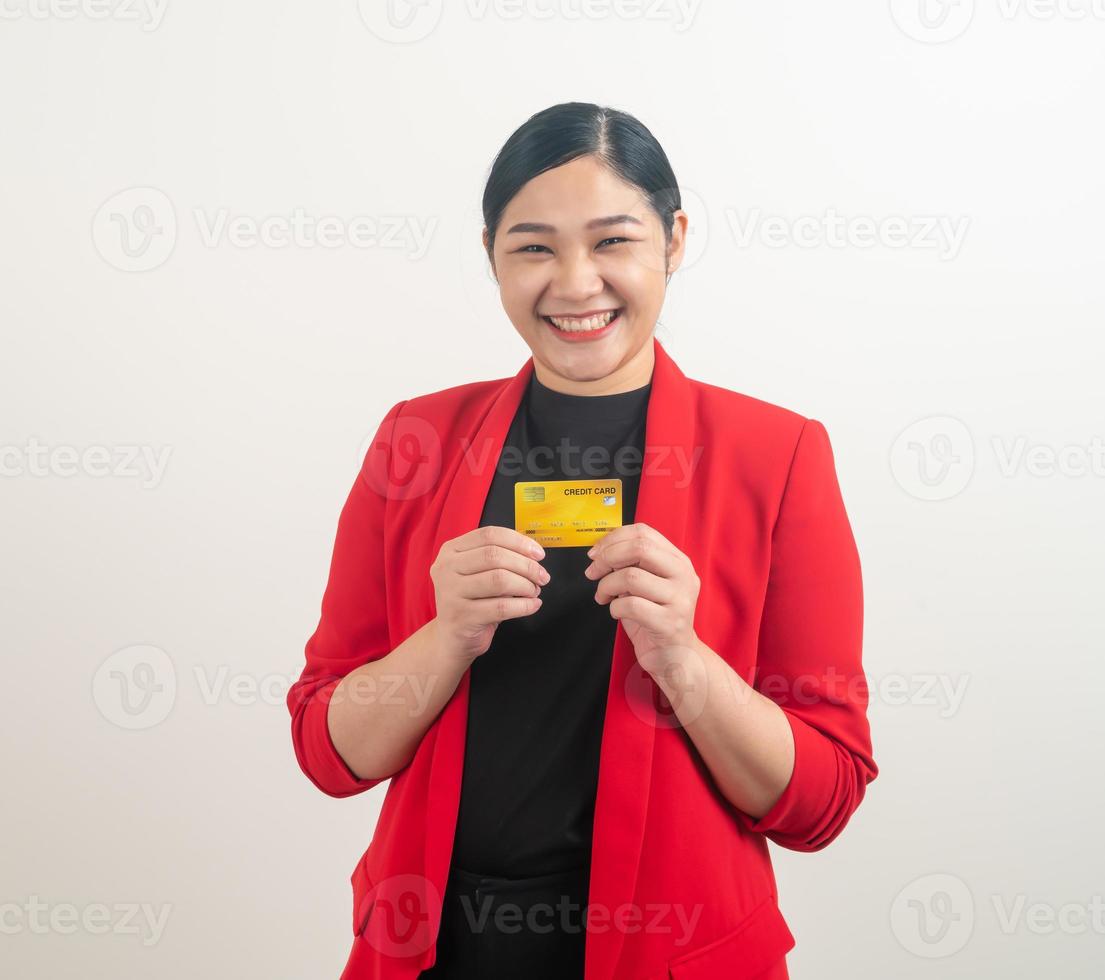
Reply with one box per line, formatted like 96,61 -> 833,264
500,165 -> 658,231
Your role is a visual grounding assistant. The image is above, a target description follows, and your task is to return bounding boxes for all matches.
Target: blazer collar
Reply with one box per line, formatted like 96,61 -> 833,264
425,334 -> 695,977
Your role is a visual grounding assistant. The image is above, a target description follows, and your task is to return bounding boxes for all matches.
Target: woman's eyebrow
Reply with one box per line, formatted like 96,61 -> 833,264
505,214 -> 644,235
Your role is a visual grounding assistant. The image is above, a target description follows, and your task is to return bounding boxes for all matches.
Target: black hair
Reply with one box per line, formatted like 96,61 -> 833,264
481,102 -> 681,276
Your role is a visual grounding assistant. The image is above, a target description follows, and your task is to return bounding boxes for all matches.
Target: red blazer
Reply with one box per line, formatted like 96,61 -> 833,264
288,335 -> 878,980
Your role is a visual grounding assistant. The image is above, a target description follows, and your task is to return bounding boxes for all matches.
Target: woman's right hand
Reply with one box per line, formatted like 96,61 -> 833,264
429,526 -> 551,662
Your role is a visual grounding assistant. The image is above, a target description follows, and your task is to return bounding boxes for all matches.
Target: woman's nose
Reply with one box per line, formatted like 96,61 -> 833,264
549,252 -> 604,299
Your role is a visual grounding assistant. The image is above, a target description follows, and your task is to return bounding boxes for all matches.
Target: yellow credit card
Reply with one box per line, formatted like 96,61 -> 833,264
515,478 -> 623,548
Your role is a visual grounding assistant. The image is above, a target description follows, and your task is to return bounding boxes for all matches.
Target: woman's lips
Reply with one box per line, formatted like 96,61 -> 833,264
541,308 -> 623,342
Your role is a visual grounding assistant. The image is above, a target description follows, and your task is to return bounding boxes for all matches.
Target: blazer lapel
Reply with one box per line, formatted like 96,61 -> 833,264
586,337 -> 694,978
421,351 -> 535,903
421,336 -> 695,979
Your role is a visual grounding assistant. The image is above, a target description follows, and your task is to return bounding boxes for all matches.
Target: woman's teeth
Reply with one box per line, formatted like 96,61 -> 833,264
546,310 -> 620,332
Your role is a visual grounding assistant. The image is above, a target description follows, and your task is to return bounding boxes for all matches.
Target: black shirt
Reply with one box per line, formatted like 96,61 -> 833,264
449,369 -> 653,878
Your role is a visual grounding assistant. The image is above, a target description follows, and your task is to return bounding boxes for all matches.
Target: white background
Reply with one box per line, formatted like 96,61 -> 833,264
2,1 -> 1103,977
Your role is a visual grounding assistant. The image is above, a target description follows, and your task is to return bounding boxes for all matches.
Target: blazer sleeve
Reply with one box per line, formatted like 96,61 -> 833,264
286,398 -> 408,798
734,417 -> 878,851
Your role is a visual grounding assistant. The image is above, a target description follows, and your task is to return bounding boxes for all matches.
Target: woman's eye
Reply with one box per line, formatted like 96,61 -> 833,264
515,238 -> 629,255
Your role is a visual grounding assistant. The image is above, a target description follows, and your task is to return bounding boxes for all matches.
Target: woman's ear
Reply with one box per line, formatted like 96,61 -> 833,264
666,209 -> 690,279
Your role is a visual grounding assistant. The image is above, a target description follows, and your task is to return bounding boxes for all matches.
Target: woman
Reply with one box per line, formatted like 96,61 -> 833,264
287,103 -> 878,980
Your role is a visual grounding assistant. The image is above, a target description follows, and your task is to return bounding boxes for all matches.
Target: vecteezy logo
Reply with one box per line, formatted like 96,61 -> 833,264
889,0 -> 975,43
890,415 -> 975,501
360,874 -> 442,958
890,873 -> 975,957
92,187 -> 177,272
93,644 -> 177,730
358,0 -> 442,42
624,647 -> 708,729
359,412 -> 442,501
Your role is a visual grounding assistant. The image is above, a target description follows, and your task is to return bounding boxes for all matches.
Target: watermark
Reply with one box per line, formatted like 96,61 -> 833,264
92,187 -> 436,271
890,0 -> 976,42
194,665 -> 439,713
725,208 -> 971,261
0,896 -> 171,945
357,0 -> 702,42
462,438 -> 705,489
891,416 -> 1105,500
992,893 -> 1105,935
585,899 -> 704,943
93,644 -> 177,730
456,892 -> 703,945
627,650 -> 969,730
462,0 -> 703,32
891,0 -> 1105,44
358,418 -> 707,502
357,0 -> 443,42
0,0 -> 168,30
192,208 -> 435,257
486,440 -> 703,487
92,187 -> 176,272
891,873 -> 1105,957
357,871 -> 705,958
357,873 -> 442,957
891,873 -> 975,957
193,665 -> 298,710
0,438 -> 172,489
752,667 -> 969,720
625,646 -> 709,728
890,416 -> 975,501
93,642 -> 446,729
358,412 -> 444,502
991,435 -> 1105,478
995,0 -> 1105,20
305,670 -> 440,717
867,671 -> 969,718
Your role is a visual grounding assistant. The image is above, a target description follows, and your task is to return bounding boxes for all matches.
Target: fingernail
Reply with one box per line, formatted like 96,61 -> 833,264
587,547 -> 596,558
531,544 -> 545,558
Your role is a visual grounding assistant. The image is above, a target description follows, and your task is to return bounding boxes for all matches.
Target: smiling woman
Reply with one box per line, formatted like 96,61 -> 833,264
288,101 -> 877,980
480,103 -> 688,394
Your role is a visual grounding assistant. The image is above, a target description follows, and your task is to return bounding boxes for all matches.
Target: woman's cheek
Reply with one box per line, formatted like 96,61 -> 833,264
626,236 -> 670,277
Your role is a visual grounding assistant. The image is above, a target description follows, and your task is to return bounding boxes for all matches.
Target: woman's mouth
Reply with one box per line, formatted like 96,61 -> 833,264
541,308 -> 623,341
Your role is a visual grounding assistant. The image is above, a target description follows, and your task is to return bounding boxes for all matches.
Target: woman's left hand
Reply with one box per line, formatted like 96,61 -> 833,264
584,522 -> 701,676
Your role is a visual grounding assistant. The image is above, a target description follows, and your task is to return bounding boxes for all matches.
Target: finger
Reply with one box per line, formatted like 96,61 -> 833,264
453,543 -> 549,587
587,534 -> 682,580
593,566 -> 673,606
607,594 -> 665,631
468,594 -> 543,625
456,567 -> 543,600
586,521 -> 666,556
454,524 -> 546,561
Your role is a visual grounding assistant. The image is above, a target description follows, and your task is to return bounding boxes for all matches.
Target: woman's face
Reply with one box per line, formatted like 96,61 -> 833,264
484,154 -> 687,394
